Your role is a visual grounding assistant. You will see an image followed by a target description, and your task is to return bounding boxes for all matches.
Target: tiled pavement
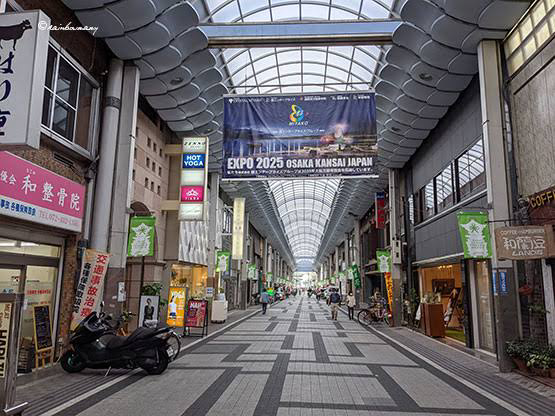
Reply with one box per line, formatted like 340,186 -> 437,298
20,296 -> 555,415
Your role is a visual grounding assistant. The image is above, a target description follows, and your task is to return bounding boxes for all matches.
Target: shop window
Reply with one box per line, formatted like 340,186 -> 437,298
152,161 -> 156,172
159,148 -> 163,157
436,164 -> 454,213
420,181 -> 435,221
457,139 -> 486,201
134,147 -> 137,159
41,46 -> 99,153
150,181 -> 154,192
0,239 -> 60,257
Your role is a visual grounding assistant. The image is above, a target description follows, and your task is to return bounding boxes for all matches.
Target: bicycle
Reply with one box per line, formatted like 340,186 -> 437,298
357,298 -> 391,326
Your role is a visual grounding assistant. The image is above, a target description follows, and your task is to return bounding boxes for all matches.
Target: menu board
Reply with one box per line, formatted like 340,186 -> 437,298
185,300 -> 207,328
33,305 -> 52,351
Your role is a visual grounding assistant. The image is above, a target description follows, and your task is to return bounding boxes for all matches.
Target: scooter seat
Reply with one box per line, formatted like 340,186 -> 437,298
104,327 -> 156,350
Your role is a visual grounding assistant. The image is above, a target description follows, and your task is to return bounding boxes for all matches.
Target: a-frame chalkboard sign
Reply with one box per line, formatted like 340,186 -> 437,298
32,305 -> 53,368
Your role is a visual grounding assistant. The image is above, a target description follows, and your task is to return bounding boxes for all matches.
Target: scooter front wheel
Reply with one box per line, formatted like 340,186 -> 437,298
60,351 -> 86,373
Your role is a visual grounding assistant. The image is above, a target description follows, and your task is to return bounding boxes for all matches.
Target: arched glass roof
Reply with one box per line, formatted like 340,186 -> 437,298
200,0 -> 397,271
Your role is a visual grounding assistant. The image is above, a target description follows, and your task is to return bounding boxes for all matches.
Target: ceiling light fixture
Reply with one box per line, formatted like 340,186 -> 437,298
418,72 -> 433,81
170,77 -> 184,86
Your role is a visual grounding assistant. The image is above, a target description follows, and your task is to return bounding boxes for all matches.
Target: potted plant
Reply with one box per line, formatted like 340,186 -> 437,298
506,340 -> 529,372
527,349 -> 554,377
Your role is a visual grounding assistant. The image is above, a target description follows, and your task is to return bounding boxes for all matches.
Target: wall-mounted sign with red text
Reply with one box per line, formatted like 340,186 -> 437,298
180,186 -> 204,202
375,191 -> 386,229
0,152 -> 85,232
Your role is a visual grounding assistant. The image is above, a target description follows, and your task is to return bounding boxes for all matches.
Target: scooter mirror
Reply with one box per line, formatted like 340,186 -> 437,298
100,301 -> 105,311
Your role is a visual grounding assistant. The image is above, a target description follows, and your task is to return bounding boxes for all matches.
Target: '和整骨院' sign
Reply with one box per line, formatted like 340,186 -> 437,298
0,11 -> 50,150
223,92 -> 377,180
0,152 -> 85,232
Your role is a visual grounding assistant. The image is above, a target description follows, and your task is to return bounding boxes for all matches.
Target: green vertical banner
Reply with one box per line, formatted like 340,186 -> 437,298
128,216 -> 156,257
457,211 -> 492,259
376,249 -> 391,273
216,251 -> 231,277
351,264 -> 361,289
248,264 -> 256,279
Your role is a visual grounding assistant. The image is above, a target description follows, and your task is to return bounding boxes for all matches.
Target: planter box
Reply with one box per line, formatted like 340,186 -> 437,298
512,357 -> 529,373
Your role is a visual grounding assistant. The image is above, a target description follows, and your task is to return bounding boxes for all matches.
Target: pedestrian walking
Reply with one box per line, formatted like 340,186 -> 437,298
346,291 -> 356,320
260,288 -> 270,314
328,288 -> 341,320
316,288 -> 321,302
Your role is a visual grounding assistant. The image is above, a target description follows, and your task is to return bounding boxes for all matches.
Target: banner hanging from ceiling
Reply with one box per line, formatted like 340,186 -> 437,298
222,92 -> 377,180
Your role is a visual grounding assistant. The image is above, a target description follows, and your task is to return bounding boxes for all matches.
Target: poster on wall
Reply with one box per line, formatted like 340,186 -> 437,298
32,305 -> 52,352
139,295 -> 159,327
223,92 -> 377,180
0,152 -> 86,232
0,11 -> 50,150
457,212 -> 492,259
70,249 -> 111,331
128,216 -> 156,257
167,287 -> 186,327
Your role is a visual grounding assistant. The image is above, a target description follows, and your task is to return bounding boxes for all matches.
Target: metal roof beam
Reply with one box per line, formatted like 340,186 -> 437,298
201,20 -> 400,48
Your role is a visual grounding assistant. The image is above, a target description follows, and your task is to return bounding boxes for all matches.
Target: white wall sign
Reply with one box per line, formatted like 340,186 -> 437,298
232,198 -> 245,260
0,11 -> 50,150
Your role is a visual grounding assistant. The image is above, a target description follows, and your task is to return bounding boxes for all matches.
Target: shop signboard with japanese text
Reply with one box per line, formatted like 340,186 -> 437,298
71,249 -> 111,331
216,250 -> 230,278
457,212 -> 492,259
223,92 -> 377,180
0,152 -> 85,232
179,137 -> 209,221
494,225 -> 555,260
0,11 -> 50,150
375,192 -> 386,229
351,264 -> 361,289
0,302 -> 11,377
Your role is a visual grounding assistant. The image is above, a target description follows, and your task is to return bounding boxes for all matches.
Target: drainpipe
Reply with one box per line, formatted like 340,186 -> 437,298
90,59 -> 124,251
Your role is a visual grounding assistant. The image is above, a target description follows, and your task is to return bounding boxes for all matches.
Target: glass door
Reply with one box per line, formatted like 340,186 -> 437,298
475,261 -> 495,352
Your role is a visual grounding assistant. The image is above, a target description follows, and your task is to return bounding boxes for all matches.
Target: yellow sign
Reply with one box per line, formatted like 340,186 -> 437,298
385,272 -> 393,313
528,186 -> 555,208
167,287 -> 186,327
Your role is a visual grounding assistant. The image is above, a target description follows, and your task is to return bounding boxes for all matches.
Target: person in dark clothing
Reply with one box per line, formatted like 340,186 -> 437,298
329,288 -> 341,320
260,288 -> 270,314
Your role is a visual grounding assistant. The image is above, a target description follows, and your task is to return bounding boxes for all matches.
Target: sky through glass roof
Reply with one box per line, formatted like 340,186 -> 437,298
201,0 -> 396,271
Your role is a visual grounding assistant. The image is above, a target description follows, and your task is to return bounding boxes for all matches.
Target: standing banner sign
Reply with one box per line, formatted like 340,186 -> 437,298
376,250 -> 391,273
167,287 -> 186,327
0,11 -> 50,150
385,273 -> 394,310
71,249 -> 111,330
185,299 -> 208,337
0,303 -> 11,377
351,264 -> 361,289
128,216 -> 156,257
457,212 -> 492,259
223,92 -> 377,180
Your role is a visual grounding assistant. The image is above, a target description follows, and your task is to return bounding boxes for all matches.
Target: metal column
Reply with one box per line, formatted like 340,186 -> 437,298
389,169 -> 403,327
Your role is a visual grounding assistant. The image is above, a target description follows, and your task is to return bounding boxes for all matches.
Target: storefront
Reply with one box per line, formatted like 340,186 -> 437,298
0,151 -> 87,372
170,263 -> 208,300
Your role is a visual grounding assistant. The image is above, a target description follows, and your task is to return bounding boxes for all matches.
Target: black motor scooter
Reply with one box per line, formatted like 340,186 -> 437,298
60,310 -> 178,375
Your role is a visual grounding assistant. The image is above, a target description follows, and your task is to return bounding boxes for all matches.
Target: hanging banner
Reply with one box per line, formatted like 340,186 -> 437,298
216,250 -> 231,277
457,212 -> 492,259
385,272 -> 393,310
0,11 -> 50,150
71,249 -> 111,331
494,225 -> 554,260
232,198 -> 245,260
248,264 -> 257,279
376,249 -> 391,273
128,216 -> 156,257
167,287 -> 186,327
223,92 -> 377,180
351,264 -> 361,289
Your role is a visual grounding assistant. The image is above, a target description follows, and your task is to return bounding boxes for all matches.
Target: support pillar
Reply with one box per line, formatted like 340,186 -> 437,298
207,173 -> 220,292
389,169 -> 403,327
478,40 -> 519,372
354,219 -> 362,306
240,213 -> 249,310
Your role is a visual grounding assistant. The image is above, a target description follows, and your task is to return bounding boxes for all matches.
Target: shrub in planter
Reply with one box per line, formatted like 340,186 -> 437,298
527,351 -> 554,377
506,340 -> 529,372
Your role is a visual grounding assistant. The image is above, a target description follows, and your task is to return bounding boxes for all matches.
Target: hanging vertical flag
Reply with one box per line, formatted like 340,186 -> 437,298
376,249 -> 391,273
232,198 -> 245,260
457,211 -> 492,259
128,216 -> 156,257
351,264 -> 361,289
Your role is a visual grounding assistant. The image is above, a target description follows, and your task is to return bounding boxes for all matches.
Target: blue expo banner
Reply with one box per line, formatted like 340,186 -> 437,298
182,153 -> 205,169
223,92 -> 377,180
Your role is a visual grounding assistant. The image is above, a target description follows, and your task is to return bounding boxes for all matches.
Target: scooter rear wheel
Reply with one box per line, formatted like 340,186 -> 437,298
140,348 -> 169,375
60,351 -> 86,373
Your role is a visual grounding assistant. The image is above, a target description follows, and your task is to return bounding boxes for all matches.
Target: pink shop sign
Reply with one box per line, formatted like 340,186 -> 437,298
180,186 -> 204,202
0,152 -> 85,232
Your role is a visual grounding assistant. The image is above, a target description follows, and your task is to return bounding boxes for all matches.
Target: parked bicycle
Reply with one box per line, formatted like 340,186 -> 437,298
357,298 -> 391,326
